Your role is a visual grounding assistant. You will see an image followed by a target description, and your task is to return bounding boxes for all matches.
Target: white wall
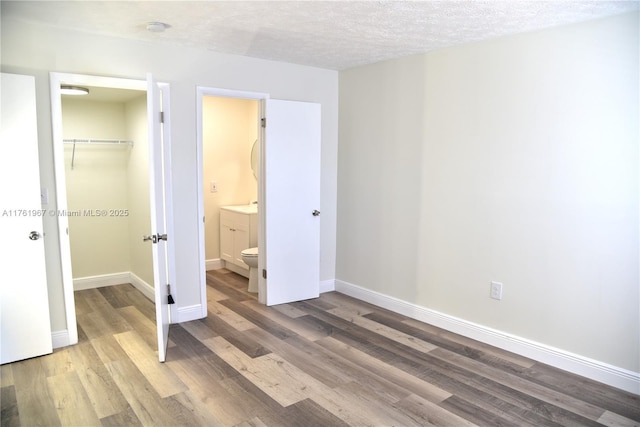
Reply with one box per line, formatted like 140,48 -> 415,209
203,96 -> 259,262
1,16 -> 338,332
338,12 -> 639,376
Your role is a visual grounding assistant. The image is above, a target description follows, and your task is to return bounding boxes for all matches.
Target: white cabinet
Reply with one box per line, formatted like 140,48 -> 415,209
220,206 -> 257,277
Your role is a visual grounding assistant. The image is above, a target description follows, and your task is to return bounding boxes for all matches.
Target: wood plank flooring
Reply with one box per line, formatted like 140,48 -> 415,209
2,268 -> 639,426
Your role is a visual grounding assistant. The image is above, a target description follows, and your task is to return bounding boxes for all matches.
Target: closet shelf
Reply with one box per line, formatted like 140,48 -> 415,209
63,138 -> 134,146
64,138 -> 134,170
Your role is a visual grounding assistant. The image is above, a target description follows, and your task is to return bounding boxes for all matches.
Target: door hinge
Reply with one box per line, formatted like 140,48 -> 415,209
167,284 -> 175,304
160,111 -> 164,123
261,117 -> 266,128
262,269 -> 267,279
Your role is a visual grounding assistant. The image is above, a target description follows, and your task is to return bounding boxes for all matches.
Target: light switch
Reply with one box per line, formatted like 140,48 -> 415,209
210,181 -> 218,193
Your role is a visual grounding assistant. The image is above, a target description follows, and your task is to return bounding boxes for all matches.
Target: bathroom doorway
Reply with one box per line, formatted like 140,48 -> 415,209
197,87 -> 322,307
201,95 -> 260,281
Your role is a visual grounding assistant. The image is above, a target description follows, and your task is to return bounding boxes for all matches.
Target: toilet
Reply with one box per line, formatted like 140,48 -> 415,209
240,247 -> 259,293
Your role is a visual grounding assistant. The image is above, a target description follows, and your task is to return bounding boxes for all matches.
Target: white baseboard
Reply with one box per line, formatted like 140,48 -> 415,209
335,279 -> 640,395
320,279 -> 335,293
51,330 -> 70,349
129,272 -> 155,301
73,272 -> 131,290
206,258 -> 223,271
73,271 -> 155,301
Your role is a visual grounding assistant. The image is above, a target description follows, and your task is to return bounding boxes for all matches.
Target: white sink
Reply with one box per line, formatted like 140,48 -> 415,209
221,204 -> 258,214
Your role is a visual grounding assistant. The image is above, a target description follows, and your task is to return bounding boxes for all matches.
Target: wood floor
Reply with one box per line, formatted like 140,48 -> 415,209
2,269 -> 639,426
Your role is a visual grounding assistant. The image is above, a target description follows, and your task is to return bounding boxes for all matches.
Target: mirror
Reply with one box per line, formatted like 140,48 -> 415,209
251,139 -> 258,180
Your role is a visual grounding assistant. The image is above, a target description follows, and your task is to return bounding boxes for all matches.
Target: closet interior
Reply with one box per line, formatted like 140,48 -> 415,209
62,87 -> 154,294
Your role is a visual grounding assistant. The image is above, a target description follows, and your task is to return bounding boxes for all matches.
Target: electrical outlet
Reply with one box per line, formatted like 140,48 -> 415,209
210,181 -> 218,193
490,281 -> 503,300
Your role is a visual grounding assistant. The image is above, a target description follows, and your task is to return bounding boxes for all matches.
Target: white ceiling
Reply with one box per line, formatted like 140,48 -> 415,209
3,1 -> 638,70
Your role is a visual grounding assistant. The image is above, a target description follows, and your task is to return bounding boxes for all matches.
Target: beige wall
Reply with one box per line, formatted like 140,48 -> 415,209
62,94 -> 152,286
62,99 -> 131,278
203,96 -> 259,262
338,12 -> 639,372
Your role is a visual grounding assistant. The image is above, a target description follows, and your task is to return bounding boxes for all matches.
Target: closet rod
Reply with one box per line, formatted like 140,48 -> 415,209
65,138 -> 134,170
63,138 -> 134,145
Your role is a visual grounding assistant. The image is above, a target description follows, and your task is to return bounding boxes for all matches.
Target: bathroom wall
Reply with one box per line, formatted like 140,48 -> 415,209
202,96 -> 259,263
63,98 -> 131,279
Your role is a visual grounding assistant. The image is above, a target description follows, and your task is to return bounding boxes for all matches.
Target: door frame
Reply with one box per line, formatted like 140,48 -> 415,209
50,72 -> 174,346
196,87 -> 269,306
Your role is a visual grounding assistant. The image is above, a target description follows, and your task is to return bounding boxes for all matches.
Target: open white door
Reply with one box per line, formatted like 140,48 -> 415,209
147,73 -> 173,362
264,99 -> 321,306
0,73 -> 53,363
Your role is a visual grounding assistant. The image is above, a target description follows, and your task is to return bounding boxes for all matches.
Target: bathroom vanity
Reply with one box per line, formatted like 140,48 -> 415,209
220,205 -> 258,278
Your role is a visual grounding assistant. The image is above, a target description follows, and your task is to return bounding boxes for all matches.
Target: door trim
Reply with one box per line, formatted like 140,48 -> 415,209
196,87 -> 269,307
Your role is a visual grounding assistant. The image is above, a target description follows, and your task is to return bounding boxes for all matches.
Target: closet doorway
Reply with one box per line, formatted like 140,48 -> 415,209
62,85 -> 151,295
50,73 -> 174,361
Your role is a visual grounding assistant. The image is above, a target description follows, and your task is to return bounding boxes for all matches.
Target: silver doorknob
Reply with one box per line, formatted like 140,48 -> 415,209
312,210 -> 320,216
143,235 -> 156,243
29,231 -> 41,240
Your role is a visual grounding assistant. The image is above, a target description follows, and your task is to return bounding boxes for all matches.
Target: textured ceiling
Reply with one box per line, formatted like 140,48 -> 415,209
3,1 -> 638,70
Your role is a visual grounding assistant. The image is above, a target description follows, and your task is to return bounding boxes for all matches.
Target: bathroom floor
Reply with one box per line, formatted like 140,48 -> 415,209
2,269 -> 638,426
